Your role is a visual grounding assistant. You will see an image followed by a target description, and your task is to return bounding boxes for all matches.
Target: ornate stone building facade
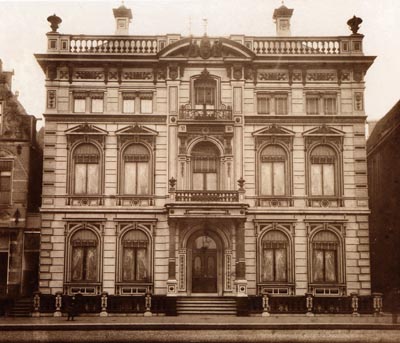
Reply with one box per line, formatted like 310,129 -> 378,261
0,60 -> 42,298
35,5 -> 376,314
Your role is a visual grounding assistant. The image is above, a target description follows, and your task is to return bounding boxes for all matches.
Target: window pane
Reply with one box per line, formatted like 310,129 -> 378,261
313,249 -> 324,282
275,97 -> 288,114
91,98 -> 103,113
123,99 -> 135,113
257,97 -> 270,114
193,173 -> 204,190
136,248 -> 148,280
140,99 -> 153,113
324,97 -> 337,114
306,97 -> 319,114
86,247 -> 97,281
124,162 -> 137,194
0,172 -> 11,191
273,162 -> 285,196
206,173 -> 217,190
71,247 -> 83,281
261,163 -> 273,195
275,248 -> 287,281
74,164 -> 87,194
262,249 -> 274,281
325,250 -> 337,282
323,164 -> 335,195
137,162 -> 149,195
311,164 -> 322,195
74,99 -> 86,113
122,248 -> 135,281
87,164 -> 99,194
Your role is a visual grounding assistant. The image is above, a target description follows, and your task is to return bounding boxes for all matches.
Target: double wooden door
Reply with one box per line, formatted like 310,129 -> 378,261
192,248 -> 217,293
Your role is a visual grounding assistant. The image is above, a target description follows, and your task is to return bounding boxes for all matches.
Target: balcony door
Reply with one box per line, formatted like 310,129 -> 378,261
192,141 -> 220,191
191,235 -> 218,293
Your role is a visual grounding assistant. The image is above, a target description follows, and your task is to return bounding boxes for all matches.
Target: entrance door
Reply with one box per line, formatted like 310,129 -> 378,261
191,235 -> 218,293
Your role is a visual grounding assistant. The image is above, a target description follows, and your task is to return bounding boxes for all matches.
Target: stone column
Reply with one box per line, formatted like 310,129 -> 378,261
234,221 -> 247,296
167,220 -> 177,296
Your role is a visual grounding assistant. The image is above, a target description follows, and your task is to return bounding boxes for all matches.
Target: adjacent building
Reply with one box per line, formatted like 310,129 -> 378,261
0,60 -> 42,298
367,100 -> 400,295
34,4 -> 376,314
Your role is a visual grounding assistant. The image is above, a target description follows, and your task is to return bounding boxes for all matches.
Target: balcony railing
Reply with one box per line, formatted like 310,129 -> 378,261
179,104 -> 232,121
175,190 -> 239,202
46,34 -> 363,56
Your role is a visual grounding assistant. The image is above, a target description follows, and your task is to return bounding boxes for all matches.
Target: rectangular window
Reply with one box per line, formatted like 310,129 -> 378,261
306,96 -> 319,115
124,162 -> 149,195
74,98 -> 86,113
313,245 -> 337,283
262,242 -> 287,282
122,246 -> 148,282
311,163 -> 335,196
261,161 -> 285,196
74,163 -> 99,195
123,94 -> 136,113
0,161 -> 12,205
91,95 -> 104,113
324,96 -> 337,114
275,96 -> 288,115
257,96 -> 270,114
140,94 -> 153,114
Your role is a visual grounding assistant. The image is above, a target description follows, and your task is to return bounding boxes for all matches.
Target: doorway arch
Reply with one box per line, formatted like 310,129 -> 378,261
182,226 -> 232,296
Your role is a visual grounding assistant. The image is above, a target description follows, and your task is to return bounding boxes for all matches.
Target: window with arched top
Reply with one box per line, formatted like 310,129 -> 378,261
260,145 -> 287,196
121,144 -> 150,195
73,143 -> 100,195
70,229 -> 98,282
121,230 -> 149,282
311,230 -> 339,283
261,230 -> 289,282
310,145 -> 337,196
191,141 -> 220,191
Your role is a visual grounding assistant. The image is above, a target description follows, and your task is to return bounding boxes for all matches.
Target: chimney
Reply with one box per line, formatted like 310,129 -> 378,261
113,3 -> 133,35
273,3 -> 294,36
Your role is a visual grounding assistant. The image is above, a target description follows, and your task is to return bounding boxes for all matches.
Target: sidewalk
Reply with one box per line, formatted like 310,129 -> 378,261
0,314 -> 399,343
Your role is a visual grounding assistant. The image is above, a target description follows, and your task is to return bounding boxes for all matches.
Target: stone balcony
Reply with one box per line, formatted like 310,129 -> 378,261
45,33 -> 365,56
178,104 -> 233,121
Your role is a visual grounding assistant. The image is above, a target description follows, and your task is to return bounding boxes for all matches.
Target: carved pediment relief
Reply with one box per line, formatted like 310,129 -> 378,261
116,124 -> 158,148
65,123 -> 108,135
0,150 -> 14,158
303,125 -> 344,150
303,125 -> 344,136
158,37 -> 255,60
253,124 -> 294,150
65,123 -> 108,148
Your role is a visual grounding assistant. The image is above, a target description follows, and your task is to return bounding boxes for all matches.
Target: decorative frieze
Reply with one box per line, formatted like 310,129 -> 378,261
307,72 -> 336,81
123,70 -> 153,80
258,71 -> 287,81
75,70 -> 104,80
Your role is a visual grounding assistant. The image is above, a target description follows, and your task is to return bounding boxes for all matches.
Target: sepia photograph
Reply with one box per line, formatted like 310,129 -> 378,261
0,0 -> 399,342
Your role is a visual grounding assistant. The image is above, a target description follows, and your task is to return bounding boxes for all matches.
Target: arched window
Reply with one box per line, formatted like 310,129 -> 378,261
194,78 -> 216,107
73,144 -> 100,195
312,230 -> 339,283
261,230 -> 288,282
70,229 -> 98,282
121,230 -> 149,282
122,144 -> 150,195
260,145 -> 287,196
191,141 -> 220,191
310,145 -> 336,196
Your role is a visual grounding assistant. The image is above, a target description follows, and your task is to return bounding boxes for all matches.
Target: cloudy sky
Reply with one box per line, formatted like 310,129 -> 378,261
0,0 -> 399,124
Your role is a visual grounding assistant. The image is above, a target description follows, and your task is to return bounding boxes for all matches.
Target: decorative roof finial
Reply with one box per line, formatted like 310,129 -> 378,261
347,15 -> 363,35
47,14 -> 62,33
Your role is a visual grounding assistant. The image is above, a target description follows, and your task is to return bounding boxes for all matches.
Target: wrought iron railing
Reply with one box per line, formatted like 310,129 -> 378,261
175,190 -> 239,202
179,104 -> 232,121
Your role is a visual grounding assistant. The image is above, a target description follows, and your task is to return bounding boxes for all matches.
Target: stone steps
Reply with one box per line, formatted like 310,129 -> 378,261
176,296 -> 237,315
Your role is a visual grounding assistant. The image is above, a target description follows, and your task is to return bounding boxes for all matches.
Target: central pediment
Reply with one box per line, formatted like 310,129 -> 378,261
157,37 -> 255,60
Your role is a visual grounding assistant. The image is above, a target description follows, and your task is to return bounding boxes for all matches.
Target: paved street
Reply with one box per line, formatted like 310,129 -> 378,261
0,315 -> 399,343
